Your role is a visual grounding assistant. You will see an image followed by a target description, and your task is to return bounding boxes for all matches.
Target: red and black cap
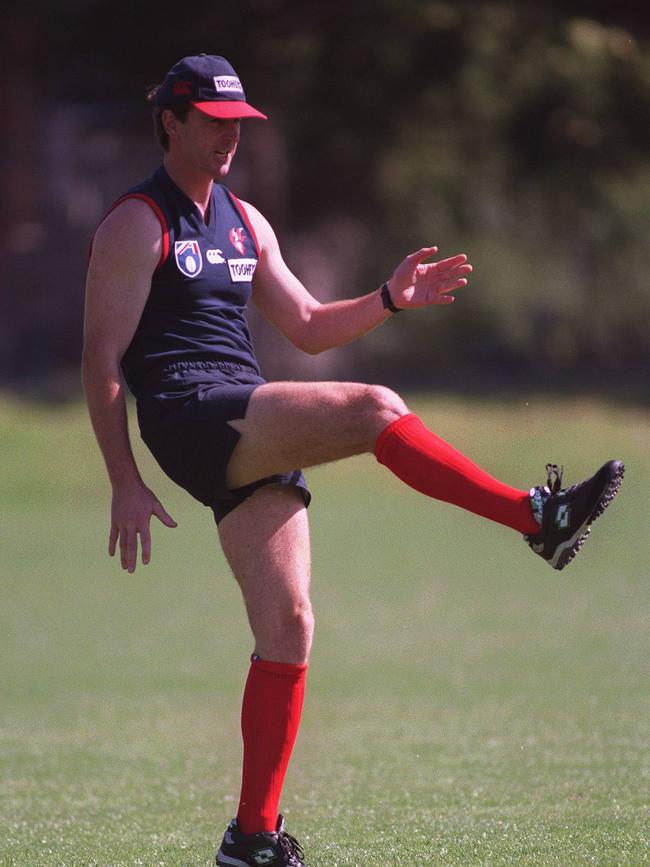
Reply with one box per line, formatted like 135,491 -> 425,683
155,54 -> 267,120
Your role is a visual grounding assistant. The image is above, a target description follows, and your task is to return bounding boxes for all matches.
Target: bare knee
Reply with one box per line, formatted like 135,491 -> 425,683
252,600 -> 315,664
284,600 -> 315,649
356,385 -> 408,443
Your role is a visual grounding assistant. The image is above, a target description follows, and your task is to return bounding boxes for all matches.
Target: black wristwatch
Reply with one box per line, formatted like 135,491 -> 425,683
380,282 -> 401,313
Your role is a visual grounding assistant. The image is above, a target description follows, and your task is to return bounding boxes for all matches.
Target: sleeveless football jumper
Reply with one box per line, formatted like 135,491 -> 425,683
104,165 -> 310,522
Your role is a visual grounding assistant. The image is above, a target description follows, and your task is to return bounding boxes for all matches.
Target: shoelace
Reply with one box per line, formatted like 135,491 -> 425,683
278,829 -> 307,865
545,463 -> 564,495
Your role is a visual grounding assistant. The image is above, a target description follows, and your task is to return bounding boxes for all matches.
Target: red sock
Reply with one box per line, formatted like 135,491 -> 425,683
375,413 -> 538,535
236,655 -> 308,835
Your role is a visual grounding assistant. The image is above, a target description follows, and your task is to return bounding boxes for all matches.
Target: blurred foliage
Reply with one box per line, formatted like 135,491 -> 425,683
1,0 -> 648,394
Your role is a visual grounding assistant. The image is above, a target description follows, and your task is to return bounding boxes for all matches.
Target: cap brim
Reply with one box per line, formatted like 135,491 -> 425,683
193,100 -> 267,120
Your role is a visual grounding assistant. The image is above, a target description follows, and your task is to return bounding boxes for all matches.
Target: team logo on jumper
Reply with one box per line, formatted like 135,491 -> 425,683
206,248 -> 226,264
174,240 -> 203,278
213,75 -> 243,94
228,258 -> 257,282
229,227 -> 247,255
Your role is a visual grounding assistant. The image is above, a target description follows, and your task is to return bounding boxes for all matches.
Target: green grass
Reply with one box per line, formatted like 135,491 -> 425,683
1,393 -> 648,866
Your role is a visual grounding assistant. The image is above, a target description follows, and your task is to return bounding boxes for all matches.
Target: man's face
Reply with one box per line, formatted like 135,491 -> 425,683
167,107 -> 241,179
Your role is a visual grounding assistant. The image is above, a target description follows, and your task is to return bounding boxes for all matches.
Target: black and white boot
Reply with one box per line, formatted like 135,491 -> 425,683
216,815 -> 307,867
525,461 -> 625,570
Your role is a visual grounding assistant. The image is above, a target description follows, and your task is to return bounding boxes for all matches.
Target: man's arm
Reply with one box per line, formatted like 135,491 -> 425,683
241,201 -> 472,354
82,199 -> 176,573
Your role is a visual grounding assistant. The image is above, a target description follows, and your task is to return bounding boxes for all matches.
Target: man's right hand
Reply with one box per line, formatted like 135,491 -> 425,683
109,483 -> 177,573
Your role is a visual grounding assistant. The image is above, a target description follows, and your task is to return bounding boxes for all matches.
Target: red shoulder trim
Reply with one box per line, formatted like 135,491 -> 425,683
87,193 -> 170,270
228,192 -> 260,257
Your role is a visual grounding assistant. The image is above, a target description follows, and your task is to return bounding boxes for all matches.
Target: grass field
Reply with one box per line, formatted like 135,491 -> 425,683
1,393 -> 648,866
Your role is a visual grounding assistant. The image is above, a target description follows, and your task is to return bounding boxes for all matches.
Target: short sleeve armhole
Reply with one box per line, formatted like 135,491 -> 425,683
87,193 -> 170,269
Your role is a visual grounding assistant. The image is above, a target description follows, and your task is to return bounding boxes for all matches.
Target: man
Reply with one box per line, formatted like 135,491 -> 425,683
82,54 -> 624,867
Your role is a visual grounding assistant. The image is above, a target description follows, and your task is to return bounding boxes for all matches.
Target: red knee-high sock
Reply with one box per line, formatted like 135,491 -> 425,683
375,413 -> 539,535
237,655 -> 308,835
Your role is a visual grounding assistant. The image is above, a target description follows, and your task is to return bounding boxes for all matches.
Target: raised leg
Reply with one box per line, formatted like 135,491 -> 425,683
226,381 -> 407,489
225,381 -> 538,535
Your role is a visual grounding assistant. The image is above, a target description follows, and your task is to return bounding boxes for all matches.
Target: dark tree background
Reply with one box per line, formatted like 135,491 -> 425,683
1,0 -> 648,398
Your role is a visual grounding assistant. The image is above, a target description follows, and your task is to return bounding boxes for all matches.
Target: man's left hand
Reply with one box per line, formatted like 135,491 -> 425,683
388,246 -> 472,310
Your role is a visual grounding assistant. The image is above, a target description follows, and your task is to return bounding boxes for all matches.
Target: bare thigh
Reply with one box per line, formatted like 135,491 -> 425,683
218,483 -> 314,665
226,380 -> 408,489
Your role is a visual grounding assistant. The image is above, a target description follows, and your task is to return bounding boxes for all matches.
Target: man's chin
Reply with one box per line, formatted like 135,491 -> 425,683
213,162 -> 232,180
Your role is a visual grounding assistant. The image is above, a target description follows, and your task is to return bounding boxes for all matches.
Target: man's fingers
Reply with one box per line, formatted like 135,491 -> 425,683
137,503 -> 177,568
428,257 -> 471,278
153,501 -> 178,528
109,524 -> 118,557
408,246 -> 438,263
115,523 -> 156,569
121,525 -> 138,573
128,525 -> 138,573
110,490 -> 175,572
426,279 -> 467,305
111,501 -> 176,574
438,278 -> 468,294
435,253 -> 468,269
445,263 -> 472,278
140,525 -> 152,566
119,529 -> 128,570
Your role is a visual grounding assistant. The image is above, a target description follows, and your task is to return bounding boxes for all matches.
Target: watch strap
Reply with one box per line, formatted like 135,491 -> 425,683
380,282 -> 401,313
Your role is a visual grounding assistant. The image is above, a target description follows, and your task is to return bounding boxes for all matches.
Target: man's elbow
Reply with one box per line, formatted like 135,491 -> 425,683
301,344 -> 326,356
290,330 -> 328,356
289,305 -> 329,355
81,345 -> 103,375
81,344 -> 123,382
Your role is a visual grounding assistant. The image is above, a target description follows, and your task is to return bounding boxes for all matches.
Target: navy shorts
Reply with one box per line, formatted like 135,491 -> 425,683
135,361 -> 311,523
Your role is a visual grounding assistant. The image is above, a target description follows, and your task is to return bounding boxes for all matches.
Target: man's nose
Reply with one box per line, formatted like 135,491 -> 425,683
222,120 -> 240,142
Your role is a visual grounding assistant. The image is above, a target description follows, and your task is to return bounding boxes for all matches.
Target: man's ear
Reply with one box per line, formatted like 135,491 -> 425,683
162,108 -> 182,142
